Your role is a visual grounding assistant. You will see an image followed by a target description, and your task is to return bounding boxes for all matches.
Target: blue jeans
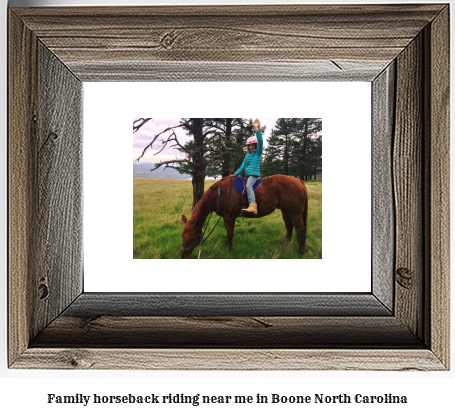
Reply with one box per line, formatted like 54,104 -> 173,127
246,175 -> 259,204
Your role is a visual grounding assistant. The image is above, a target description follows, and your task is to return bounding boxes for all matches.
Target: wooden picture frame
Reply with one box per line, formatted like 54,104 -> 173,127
8,4 -> 449,370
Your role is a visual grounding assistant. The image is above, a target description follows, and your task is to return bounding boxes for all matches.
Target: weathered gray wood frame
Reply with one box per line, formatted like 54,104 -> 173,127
8,5 -> 449,370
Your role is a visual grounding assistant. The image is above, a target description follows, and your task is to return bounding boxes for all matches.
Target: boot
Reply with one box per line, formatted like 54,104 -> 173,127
242,202 -> 257,215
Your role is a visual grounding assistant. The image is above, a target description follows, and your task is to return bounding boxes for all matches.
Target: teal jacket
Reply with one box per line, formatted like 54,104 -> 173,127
235,130 -> 263,177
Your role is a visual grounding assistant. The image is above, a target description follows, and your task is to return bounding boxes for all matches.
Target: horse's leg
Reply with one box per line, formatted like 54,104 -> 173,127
223,215 -> 235,251
289,213 -> 306,254
281,210 -> 293,243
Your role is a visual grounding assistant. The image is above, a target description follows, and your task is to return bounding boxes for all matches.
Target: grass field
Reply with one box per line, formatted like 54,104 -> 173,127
133,178 -> 322,259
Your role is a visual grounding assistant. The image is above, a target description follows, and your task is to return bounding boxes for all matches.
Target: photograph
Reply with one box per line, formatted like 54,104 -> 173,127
133,117 -> 322,259
83,81 -> 369,293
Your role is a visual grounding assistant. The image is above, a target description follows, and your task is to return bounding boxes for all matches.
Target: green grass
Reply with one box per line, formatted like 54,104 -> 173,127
133,178 -> 322,259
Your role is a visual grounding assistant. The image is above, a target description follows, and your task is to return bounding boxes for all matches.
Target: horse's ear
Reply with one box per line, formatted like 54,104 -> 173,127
182,215 -> 188,224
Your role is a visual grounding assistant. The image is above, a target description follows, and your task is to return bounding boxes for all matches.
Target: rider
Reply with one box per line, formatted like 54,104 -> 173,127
231,118 -> 263,215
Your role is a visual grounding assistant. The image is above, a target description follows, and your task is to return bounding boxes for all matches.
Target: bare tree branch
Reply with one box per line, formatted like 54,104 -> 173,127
204,121 -> 226,133
133,118 -> 152,133
180,119 -> 194,133
203,128 -> 219,138
150,160 -> 192,175
153,130 -> 177,156
166,132 -> 187,152
135,124 -> 183,162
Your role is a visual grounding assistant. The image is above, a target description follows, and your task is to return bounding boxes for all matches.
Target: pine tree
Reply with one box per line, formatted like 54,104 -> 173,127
203,118 -> 256,178
261,118 -> 322,179
292,118 -> 322,180
262,118 -> 299,176
181,118 -> 205,208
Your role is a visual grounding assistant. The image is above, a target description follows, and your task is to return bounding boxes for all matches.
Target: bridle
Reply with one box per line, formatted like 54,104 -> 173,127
181,176 -> 233,257
181,230 -> 203,252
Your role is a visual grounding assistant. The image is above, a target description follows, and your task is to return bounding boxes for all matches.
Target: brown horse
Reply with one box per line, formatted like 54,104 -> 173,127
180,174 -> 308,258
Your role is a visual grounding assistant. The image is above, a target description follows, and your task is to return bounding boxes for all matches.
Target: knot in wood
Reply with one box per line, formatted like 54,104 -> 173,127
396,267 -> 414,289
160,31 -> 180,49
48,131 -> 59,142
60,350 -> 94,369
38,282 -> 49,300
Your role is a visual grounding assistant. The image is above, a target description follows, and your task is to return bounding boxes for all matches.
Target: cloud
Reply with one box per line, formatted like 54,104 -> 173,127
133,118 -> 189,163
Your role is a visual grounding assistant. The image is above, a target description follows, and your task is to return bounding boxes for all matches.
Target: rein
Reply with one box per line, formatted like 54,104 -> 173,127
181,176 -> 233,257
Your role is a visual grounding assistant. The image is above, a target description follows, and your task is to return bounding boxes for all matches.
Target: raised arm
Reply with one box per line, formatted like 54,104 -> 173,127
253,119 -> 263,156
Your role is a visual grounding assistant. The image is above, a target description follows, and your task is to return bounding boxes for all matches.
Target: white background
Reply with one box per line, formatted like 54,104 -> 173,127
1,1 -> 454,414
84,82 -> 371,292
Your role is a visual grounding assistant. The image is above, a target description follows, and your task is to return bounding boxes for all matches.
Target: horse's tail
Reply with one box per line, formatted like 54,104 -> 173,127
299,179 -> 308,234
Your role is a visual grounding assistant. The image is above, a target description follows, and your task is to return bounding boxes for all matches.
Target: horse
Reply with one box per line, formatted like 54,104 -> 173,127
180,174 -> 308,259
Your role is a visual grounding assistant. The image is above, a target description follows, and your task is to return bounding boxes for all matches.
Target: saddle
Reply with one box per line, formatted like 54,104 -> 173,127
234,176 -> 263,208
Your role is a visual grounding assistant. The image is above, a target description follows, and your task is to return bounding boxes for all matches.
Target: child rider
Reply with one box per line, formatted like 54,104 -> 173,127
232,118 -> 263,215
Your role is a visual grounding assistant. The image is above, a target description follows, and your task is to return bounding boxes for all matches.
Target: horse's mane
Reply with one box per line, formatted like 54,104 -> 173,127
192,178 -> 230,217
208,176 -> 231,191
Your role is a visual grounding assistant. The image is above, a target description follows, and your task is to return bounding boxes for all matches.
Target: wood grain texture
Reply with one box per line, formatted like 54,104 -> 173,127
64,293 -> 391,317
32,42 -> 83,339
31,316 -> 421,348
372,63 -> 395,312
70,60 -> 388,82
8,11 -> 38,366
8,12 -> 84,366
426,6 -> 450,369
13,349 -> 445,371
393,34 -> 424,340
11,5 -> 445,82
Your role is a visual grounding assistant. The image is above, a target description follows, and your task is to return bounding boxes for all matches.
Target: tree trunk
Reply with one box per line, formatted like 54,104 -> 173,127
300,120 -> 308,180
284,130 -> 289,176
222,118 -> 233,177
192,118 -> 204,209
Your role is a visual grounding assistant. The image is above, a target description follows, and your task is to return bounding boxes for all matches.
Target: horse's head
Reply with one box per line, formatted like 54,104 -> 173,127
180,215 -> 202,259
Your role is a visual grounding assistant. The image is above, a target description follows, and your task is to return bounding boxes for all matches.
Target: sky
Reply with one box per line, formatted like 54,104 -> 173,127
133,118 -> 279,164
